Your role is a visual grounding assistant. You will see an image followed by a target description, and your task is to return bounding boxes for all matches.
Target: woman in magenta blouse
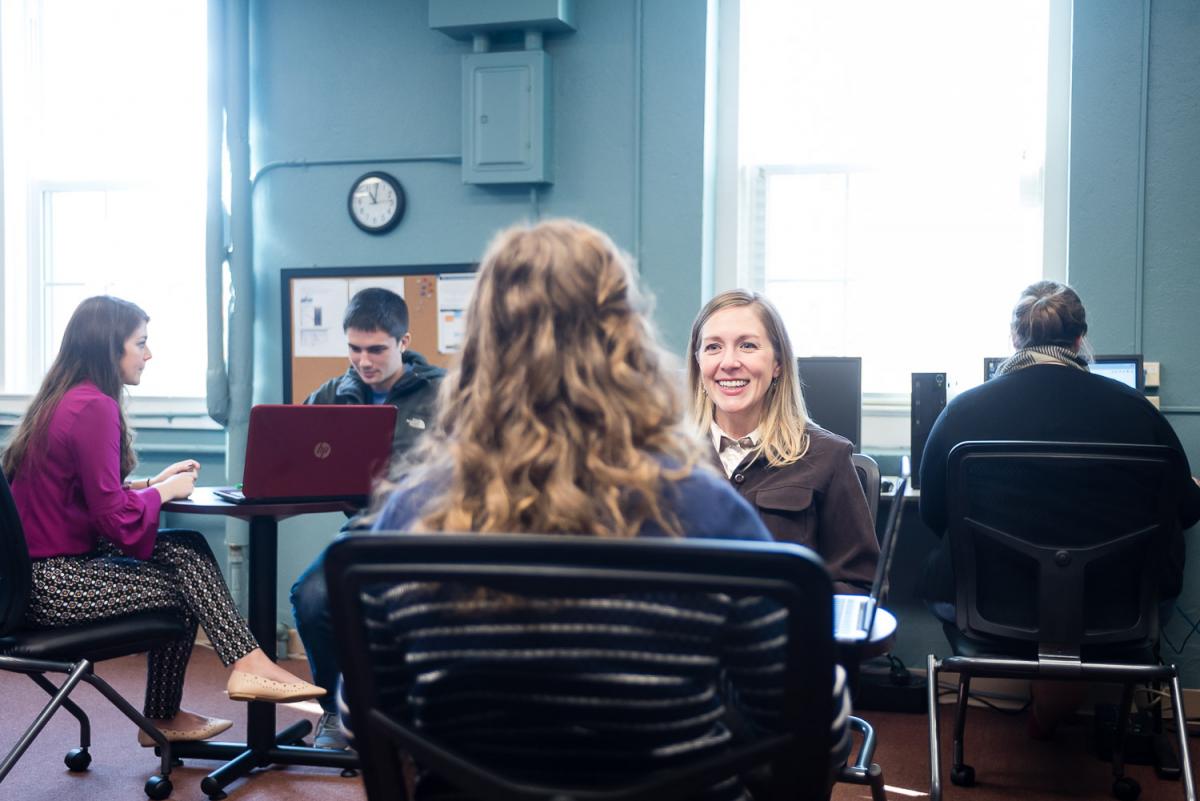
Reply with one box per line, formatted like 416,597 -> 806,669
2,296 -> 323,745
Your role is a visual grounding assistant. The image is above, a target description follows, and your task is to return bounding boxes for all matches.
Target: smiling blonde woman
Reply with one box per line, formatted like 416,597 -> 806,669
687,289 -> 879,594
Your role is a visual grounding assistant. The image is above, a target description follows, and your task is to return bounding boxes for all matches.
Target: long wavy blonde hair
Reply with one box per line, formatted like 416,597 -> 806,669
686,290 -> 810,467
393,219 -> 701,538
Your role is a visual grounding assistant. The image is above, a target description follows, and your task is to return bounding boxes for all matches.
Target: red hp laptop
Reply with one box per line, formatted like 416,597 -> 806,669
214,404 -> 397,504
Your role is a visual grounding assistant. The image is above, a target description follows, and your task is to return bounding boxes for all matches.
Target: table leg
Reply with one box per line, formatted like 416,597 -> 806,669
171,514 -> 357,798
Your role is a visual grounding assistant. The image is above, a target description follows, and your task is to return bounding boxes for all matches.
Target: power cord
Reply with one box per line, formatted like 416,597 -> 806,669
1161,604 -> 1200,655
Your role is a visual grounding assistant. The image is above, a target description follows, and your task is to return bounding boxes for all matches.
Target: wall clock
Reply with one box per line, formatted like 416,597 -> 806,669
348,171 -> 406,234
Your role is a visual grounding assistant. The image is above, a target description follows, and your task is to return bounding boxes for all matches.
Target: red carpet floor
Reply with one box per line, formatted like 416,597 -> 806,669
2,645 -> 1195,800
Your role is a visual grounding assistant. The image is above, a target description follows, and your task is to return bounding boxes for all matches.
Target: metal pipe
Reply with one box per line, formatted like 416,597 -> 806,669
251,155 -> 461,192
223,0 -> 252,562
205,0 -> 230,427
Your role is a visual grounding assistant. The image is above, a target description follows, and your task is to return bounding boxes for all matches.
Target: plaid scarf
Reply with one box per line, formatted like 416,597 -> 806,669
995,345 -> 1089,377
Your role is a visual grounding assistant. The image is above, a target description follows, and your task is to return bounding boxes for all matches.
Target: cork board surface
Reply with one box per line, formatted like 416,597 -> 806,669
282,265 -> 474,404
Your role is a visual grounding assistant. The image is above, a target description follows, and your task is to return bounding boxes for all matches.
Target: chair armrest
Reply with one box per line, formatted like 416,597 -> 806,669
838,715 -> 879,784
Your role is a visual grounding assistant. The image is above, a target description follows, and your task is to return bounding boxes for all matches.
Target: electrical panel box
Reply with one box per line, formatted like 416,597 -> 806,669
462,50 -> 552,185
430,0 -> 575,39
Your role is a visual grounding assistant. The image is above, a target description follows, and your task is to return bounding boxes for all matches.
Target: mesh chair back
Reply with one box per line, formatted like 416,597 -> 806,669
327,533 -> 836,801
0,469 -> 32,638
947,441 -> 1182,652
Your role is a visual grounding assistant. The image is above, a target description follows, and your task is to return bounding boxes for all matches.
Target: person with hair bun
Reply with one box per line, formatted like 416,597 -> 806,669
354,220 -> 852,799
918,280 -> 1200,736
685,290 -> 879,594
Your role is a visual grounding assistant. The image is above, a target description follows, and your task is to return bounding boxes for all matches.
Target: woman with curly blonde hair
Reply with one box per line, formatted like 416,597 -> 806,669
385,219 -> 708,536
358,220 -> 851,800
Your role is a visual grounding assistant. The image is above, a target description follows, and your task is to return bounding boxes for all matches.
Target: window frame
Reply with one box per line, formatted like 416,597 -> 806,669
712,0 -> 1073,448
0,0 -> 211,413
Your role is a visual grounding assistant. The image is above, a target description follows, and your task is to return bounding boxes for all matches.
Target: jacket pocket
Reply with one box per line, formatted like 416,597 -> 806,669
754,485 -> 815,513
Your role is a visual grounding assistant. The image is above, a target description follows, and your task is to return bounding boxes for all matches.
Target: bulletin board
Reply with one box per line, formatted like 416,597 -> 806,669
281,264 -> 476,404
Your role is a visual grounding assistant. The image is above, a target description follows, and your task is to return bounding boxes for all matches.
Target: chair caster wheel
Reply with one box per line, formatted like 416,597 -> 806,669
64,747 -> 91,772
1113,776 -> 1141,801
951,764 -> 976,787
145,775 -> 172,800
201,776 -> 228,800
340,768 -> 359,778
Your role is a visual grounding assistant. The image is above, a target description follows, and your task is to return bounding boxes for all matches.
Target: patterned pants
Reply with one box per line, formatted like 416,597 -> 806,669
26,529 -> 260,718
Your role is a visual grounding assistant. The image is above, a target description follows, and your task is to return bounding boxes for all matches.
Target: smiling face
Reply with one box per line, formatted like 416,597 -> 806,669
696,304 -> 782,437
118,323 -> 151,385
347,326 -> 410,393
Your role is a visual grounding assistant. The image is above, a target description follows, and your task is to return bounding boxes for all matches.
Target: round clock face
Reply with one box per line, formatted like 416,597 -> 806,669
348,172 -> 406,234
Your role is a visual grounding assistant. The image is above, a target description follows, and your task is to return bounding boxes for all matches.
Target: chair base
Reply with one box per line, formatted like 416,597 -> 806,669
0,655 -> 174,798
927,654 -> 1197,801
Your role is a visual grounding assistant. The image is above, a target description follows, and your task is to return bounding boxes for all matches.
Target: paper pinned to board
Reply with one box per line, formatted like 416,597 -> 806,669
293,279 -> 350,357
437,273 -> 477,353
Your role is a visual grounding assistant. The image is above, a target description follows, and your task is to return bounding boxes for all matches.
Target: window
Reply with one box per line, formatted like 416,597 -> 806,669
727,0 -> 1069,397
1,0 -> 208,400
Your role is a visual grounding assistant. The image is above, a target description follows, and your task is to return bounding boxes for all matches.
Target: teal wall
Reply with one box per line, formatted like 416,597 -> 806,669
1067,0 -> 1200,681
232,0 -> 1200,681
246,0 -> 711,622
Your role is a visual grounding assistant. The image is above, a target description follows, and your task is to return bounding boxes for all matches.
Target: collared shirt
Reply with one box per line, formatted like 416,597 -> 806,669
710,422 -> 759,478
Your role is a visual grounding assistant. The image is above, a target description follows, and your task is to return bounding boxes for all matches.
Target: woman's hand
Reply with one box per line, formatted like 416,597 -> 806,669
154,469 -> 197,502
153,460 -> 200,486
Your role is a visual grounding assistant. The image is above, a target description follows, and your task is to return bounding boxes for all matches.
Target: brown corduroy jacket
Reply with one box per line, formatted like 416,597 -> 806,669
714,425 -> 880,595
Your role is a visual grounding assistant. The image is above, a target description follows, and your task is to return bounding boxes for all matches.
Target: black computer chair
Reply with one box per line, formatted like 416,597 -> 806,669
0,468 -> 182,799
327,533 -> 842,801
926,441 -> 1196,801
851,453 -> 882,527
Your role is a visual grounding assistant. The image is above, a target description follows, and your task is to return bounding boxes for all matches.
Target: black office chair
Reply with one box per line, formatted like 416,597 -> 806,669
0,468 -> 182,799
926,441 -> 1196,801
852,453 -> 882,527
327,533 -> 843,801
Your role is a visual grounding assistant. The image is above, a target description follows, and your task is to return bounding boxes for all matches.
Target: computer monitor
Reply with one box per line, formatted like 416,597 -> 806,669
983,357 -> 1005,382
1091,354 -> 1144,391
796,356 -> 862,452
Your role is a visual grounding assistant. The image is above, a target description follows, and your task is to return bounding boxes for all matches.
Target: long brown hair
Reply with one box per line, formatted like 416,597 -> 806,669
2,296 -> 148,481
392,219 -> 700,538
686,290 -> 810,467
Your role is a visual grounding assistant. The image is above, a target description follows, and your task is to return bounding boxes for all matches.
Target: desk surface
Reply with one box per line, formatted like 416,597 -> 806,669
834,600 -> 897,649
163,487 -> 358,519
880,476 -> 920,501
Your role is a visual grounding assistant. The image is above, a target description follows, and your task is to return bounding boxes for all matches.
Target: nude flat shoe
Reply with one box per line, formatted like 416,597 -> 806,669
137,715 -> 233,747
226,670 -> 326,703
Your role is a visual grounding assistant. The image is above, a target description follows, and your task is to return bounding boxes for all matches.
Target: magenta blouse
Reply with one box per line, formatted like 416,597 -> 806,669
12,382 -> 162,560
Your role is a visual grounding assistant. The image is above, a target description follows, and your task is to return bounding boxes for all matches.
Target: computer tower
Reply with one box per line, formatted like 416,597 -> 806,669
910,372 -> 947,490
